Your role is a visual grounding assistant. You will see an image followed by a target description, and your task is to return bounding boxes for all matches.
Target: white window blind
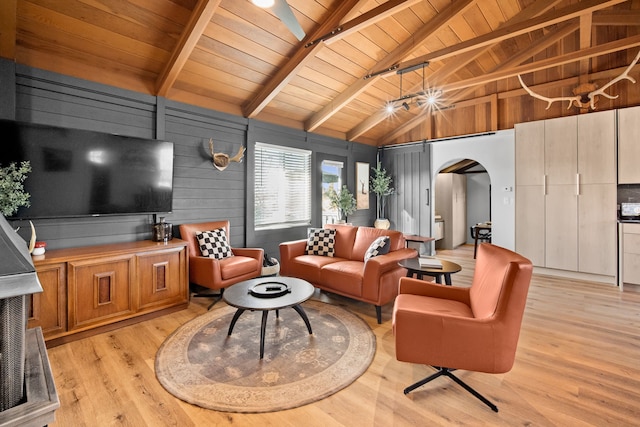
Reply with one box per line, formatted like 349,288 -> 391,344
255,142 -> 311,229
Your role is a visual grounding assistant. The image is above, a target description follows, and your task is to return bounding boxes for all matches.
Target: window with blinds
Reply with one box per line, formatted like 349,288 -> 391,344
254,142 -> 312,229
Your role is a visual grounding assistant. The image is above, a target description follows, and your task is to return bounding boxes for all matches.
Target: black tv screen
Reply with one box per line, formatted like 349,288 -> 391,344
1,120 -> 174,219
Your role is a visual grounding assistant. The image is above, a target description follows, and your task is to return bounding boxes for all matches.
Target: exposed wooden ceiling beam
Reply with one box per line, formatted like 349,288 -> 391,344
305,0 -> 478,132
322,0 -> 424,45
387,0 -> 627,75
0,0 -> 16,60
347,0 -> 566,141
443,35 -> 640,92
451,21 -> 580,102
380,33 -> 639,144
592,10 -> 640,25
242,0 -> 362,118
156,0 -> 222,97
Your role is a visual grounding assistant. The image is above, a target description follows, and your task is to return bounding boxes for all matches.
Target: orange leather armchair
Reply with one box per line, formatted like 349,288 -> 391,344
392,243 -> 532,412
179,220 -> 263,308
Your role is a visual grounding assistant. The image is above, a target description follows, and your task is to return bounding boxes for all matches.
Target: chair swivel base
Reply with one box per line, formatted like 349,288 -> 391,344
404,366 -> 499,412
190,285 -> 224,310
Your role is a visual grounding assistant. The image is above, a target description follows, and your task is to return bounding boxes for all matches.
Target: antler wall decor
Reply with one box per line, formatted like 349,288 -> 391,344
518,49 -> 640,111
209,138 -> 245,171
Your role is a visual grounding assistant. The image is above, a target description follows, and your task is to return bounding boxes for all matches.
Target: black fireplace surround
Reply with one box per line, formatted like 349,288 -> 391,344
0,214 -> 58,426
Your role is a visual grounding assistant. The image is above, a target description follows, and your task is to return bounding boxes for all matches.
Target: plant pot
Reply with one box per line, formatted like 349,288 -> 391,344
374,218 -> 390,229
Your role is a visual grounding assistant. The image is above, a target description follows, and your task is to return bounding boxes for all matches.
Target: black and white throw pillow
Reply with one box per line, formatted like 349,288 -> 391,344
305,228 -> 336,257
196,228 -> 234,259
364,236 -> 390,261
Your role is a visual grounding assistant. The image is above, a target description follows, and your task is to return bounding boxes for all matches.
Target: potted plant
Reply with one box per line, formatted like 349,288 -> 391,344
0,161 -> 31,217
325,184 -> 356,223
370,162 -> 394,229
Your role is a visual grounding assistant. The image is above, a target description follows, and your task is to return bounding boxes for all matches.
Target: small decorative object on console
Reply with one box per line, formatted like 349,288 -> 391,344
32,241 -> 46,256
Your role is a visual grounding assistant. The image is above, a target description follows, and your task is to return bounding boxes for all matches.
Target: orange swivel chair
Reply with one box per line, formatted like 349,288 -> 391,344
392,243 -> 532,412
179,220 -> 263,309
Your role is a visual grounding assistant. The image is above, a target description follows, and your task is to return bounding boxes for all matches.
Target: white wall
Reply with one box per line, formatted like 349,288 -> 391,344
431,130 -> 515,251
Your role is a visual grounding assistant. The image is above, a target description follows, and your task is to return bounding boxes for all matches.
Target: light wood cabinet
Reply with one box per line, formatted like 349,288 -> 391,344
618,106 -> 640,184
30,239 -> 188,343
515,120 -> 545,266
621,223 -> 640,285
515,110 -> 616,277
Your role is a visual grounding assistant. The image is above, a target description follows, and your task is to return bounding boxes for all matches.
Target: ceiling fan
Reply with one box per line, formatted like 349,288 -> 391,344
251,0 -> 306,41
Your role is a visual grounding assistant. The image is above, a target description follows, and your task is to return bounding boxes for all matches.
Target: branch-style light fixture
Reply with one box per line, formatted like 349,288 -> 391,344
383,62 -> 442,114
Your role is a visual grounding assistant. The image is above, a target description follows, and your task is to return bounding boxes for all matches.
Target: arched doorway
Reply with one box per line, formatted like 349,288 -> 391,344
433,159 -> 491,250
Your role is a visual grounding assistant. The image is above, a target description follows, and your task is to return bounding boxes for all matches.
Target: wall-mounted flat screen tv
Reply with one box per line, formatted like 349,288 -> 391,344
1,120 -> 174,219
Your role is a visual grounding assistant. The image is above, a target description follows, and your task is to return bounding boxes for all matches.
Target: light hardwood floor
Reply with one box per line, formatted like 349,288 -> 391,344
46,245 -> 640,426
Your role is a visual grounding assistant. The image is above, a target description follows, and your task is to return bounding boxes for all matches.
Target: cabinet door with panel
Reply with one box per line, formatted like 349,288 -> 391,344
618,106 -> 640,184
67,256 -> 135,331
515,120 -> 545,186
544,116 -> 577,186
515,121 -> 545,266
622,223 -> 640,285
515,185 -> 545,266
577,110 -> 616,185
28,262 -> 66,338
545,185 -> 578,271
578,184 -> 617,275
137,247 -> 188,311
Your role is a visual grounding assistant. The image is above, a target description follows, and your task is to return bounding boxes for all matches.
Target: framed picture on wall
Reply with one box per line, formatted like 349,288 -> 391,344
356,162 -> 369,210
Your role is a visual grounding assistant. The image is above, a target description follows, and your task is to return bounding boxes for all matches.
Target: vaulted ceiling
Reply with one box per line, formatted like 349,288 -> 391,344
2,0 -> 640,146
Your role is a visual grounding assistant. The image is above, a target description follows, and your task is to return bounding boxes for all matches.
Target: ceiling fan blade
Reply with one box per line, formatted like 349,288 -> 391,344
271,0 -> 305,41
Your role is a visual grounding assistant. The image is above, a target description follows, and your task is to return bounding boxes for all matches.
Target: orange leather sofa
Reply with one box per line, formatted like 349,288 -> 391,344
392,243 -> 533,411
279,224 -> 417,323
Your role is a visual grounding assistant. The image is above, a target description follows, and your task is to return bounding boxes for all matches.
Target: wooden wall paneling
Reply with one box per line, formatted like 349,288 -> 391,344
380,144 -> 430,237
0,59 -> 16,119
164,104 -> 248,247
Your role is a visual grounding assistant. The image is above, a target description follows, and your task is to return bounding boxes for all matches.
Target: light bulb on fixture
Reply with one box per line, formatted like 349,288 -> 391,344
401,102 -> 410,111
385,103 -> 395,114
252,0 -> 275,8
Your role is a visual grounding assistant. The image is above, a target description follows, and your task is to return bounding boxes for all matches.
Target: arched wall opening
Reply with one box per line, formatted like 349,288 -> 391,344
430,130 -> 515,251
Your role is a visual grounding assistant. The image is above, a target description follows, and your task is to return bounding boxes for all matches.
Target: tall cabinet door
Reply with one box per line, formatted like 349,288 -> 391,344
515,120 -> 545,266
618,106 -> 640,184
515,185 -> 545,266
577,111 -> 616,276
544,116 -> 578,271
545,185 -> 578,270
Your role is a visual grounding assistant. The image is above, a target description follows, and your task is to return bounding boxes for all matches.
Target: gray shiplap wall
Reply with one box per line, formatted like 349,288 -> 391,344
2,61 -> 377,256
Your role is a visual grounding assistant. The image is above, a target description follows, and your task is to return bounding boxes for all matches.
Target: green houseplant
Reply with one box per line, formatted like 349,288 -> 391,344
325,184 -> 356,223
370,162 -> 394,228
0,161 -> 31,217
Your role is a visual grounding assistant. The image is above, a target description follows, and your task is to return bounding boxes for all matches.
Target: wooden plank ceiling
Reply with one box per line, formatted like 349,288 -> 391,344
3,0 -> 640,146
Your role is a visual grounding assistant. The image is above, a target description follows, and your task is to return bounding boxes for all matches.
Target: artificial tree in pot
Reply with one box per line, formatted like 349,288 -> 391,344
325,184 -> 356,223
370,162 -> 394,229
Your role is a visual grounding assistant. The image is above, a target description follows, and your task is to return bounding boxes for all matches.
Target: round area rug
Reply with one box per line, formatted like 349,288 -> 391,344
155,300 -> 375,413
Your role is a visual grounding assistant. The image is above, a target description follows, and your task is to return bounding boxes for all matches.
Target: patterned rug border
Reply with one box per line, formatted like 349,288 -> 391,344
155,300 -> 376,413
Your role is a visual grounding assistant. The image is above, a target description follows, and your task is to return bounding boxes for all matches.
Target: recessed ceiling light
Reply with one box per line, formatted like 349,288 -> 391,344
252,0 -> 275,8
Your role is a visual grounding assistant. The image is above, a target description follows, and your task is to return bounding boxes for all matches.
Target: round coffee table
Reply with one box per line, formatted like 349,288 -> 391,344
222,277 -> 315,359
398,258 -> 462,286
